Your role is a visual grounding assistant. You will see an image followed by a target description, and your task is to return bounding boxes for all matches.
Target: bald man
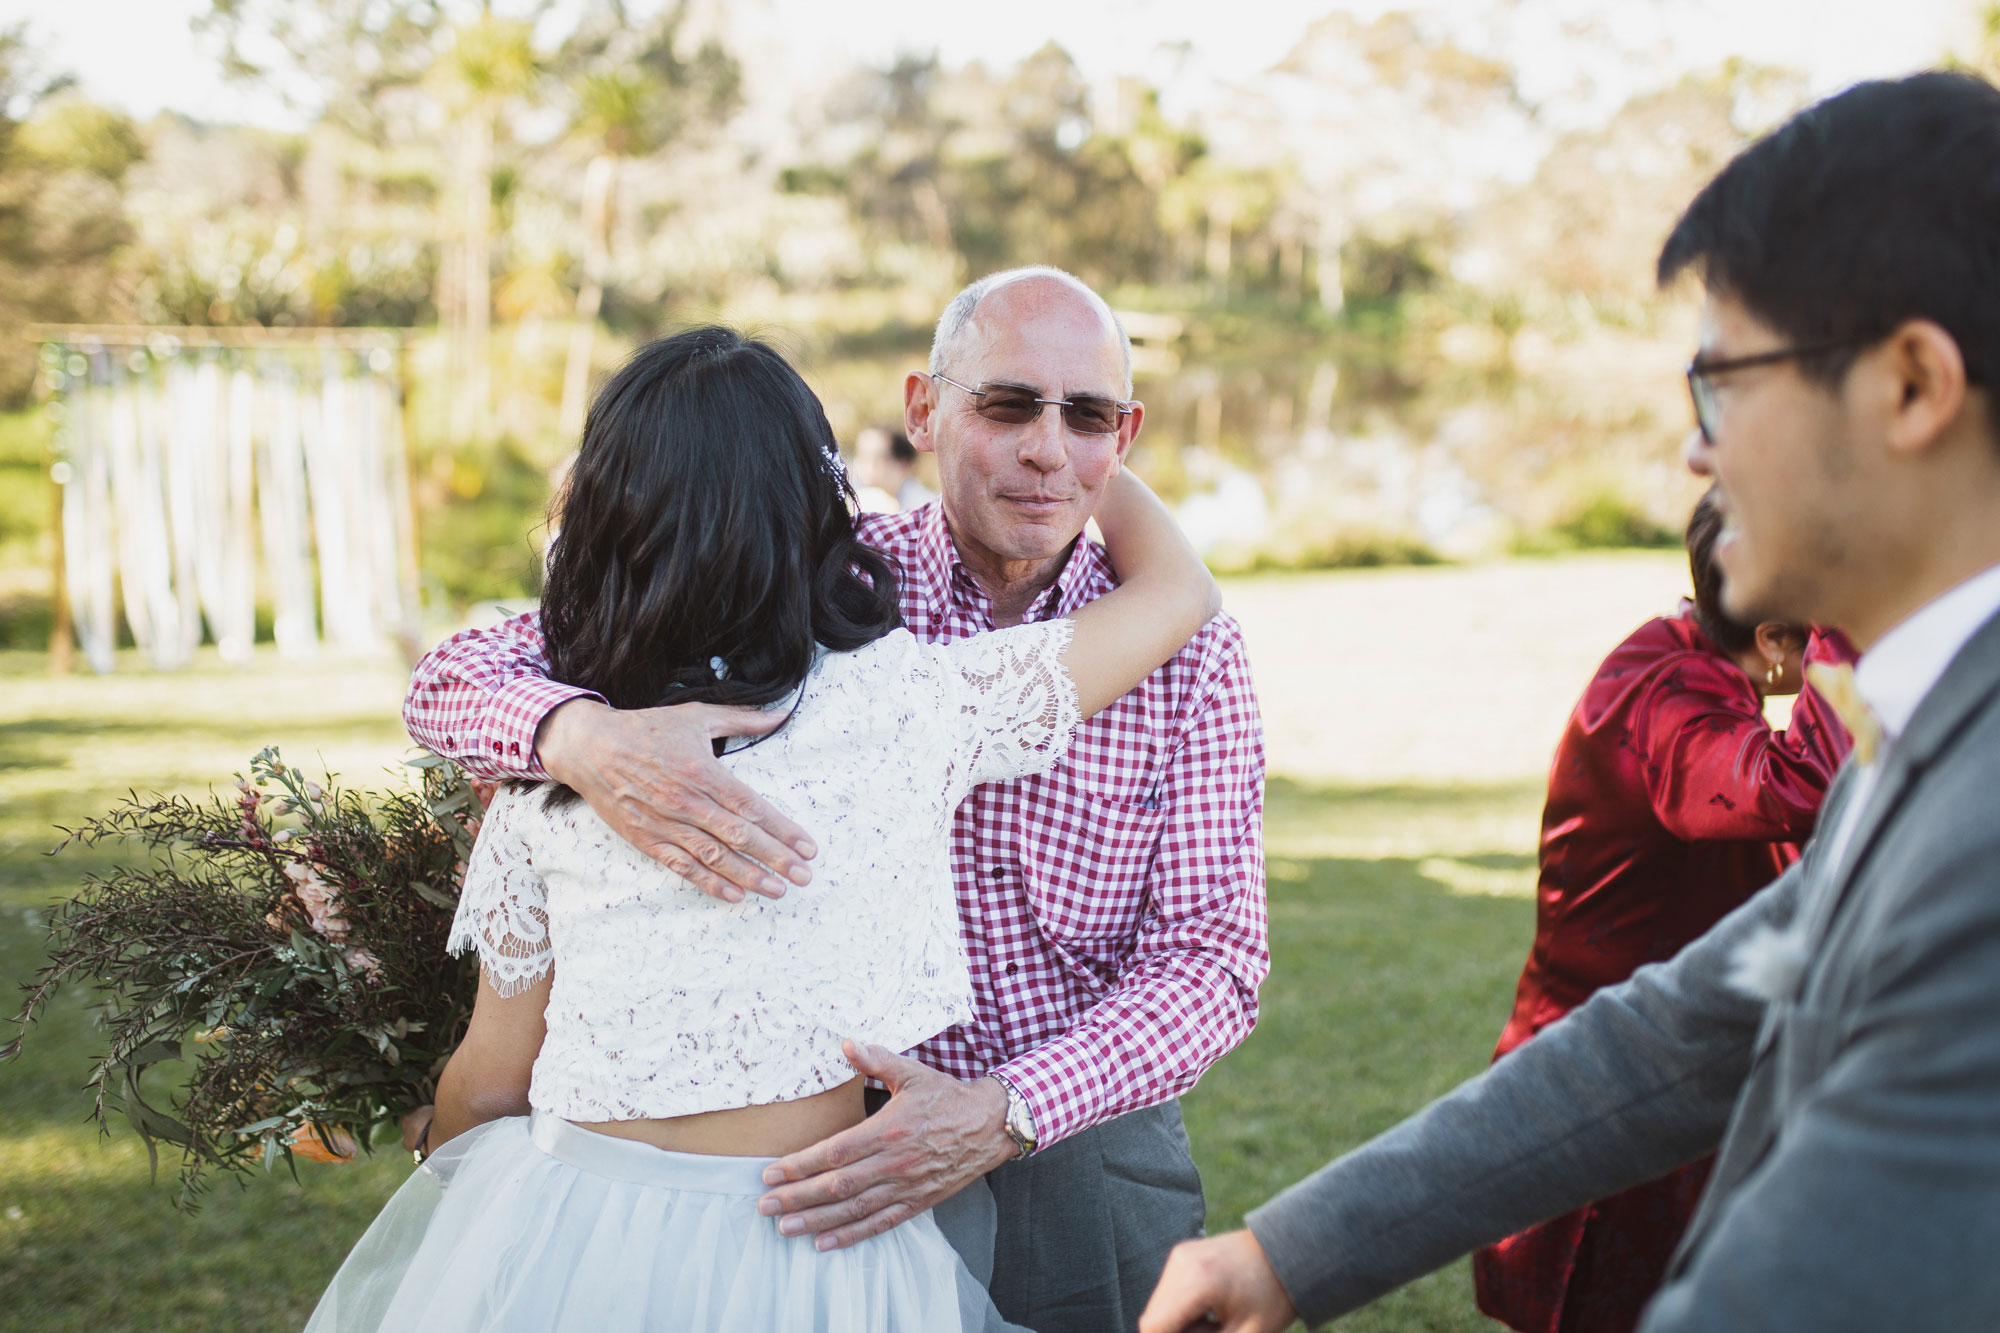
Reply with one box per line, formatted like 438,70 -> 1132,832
402,267 -> 1270,1333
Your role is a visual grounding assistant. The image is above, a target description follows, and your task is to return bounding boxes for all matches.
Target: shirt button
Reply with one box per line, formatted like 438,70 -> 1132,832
1005,962 -> 1018,975
989,867 -> 1004,879
492,742 -> 503,752
444,736 -> 454,747
508,743 -> 520,754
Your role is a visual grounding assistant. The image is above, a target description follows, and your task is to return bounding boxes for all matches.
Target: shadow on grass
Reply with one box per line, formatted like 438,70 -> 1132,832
1182,851 -> 1533,1333
1,670 -> 1544,1331
3,847 -> 1536,1331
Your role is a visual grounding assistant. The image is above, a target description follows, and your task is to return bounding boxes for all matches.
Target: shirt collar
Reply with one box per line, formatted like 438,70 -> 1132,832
914,500 -> 1105,626
1854,560 -> 2000,741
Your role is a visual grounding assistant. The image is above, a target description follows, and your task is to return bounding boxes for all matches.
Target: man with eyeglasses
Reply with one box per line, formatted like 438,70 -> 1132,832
1143,70 -> 2000,1333
402,266 -> 1268,1333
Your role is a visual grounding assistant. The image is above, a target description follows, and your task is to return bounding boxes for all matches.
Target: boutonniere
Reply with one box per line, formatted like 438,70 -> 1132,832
1728,920 -> 1812,1003
1804,661 -> 1883,765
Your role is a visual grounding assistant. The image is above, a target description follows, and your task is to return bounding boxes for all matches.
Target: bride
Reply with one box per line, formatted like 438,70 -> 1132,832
305,326 -> 1217,1331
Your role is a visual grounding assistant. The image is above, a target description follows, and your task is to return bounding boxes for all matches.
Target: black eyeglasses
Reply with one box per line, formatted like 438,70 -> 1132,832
932,372 -> 1135,435
1684,336 -> 1872,443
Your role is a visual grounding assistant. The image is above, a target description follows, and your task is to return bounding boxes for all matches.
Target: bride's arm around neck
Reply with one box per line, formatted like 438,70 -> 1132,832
1061,470 -> 1221,719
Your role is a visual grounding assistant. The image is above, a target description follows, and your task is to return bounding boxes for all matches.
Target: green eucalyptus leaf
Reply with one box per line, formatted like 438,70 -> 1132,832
410,880 -> 458,910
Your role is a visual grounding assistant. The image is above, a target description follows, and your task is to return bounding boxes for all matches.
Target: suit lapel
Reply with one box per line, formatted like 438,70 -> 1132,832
1800,607 -> 2000,950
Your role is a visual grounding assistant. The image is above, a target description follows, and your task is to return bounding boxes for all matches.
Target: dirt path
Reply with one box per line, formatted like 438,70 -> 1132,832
1225,551 -> 1690,785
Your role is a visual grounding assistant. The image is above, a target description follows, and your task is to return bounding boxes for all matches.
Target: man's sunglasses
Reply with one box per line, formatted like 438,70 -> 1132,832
932,372 -> 1135,435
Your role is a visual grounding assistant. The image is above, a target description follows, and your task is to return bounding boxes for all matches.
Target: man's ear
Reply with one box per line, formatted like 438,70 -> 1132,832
1110,400 -> 1144,476
904,372 -> 940,455
1877,319 -> 1969,459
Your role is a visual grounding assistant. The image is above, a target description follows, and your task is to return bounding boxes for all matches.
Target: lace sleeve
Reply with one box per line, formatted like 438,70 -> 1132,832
935,619 -> 1081,800
446,784 -> 552,998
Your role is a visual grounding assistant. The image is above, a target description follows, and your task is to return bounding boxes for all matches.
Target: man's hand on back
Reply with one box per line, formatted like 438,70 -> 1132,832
536,697 -> 818,902
755,1041 -> 1018,1251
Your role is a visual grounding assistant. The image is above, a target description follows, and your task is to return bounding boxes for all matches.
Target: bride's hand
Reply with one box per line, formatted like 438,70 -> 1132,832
537,697 -> 819,902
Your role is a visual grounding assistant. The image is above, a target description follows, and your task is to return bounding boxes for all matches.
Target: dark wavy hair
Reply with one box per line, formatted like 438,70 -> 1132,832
539,327 -> 900,728
1684,488 -> 1759,657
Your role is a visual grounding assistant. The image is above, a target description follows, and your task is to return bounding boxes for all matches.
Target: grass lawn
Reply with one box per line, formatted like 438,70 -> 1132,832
0,635 -> 1541,1331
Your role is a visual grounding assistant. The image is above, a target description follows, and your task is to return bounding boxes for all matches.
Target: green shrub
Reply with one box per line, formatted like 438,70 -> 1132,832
1548,492 -> 1677,550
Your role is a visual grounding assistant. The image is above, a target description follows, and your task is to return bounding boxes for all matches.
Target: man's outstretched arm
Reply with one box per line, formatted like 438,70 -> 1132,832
1144,862 -> 1795,1331
405,612 -> 818,901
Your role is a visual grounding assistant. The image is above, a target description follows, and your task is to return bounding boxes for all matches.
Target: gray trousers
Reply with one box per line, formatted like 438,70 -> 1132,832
926,1100 -> 1206,1333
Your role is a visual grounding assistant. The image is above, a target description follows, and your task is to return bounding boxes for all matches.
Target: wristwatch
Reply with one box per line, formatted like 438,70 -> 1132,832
991,1074 -> 1039,1159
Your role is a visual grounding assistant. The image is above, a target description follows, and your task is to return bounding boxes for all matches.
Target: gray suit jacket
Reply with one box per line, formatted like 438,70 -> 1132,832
1249,608 -> 2000,1331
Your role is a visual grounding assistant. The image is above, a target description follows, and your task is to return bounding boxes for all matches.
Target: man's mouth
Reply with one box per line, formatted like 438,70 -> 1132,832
1003,494 -> 1069,511
1710,491 -> 1741,547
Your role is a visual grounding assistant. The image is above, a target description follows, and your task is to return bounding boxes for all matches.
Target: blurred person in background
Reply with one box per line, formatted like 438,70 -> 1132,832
403,266 -> 1268,1333
1472,486 -> 1853,1333
852,423 -> 937,513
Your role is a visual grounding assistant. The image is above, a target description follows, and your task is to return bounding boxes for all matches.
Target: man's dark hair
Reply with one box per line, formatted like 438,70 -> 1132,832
1685,488 -> 1758,657
541,327 -> 900,730
1658,71 -> 2000,433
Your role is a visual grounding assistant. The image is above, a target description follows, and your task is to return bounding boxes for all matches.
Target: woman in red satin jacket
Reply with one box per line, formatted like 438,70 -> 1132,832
1472,489 -> 1855,1333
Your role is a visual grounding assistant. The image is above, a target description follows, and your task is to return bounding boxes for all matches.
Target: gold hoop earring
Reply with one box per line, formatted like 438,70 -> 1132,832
1766,659 -> 1782,689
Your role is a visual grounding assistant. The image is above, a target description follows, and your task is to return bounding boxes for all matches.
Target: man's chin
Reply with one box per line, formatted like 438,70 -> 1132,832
989,514 -> 1086,560
1720,567 -> 1803,629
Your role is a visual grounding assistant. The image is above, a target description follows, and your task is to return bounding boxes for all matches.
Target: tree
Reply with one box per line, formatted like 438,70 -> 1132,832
200,1 -> 546,441
198,0 -> 450,142
427,9 -> 542,442
551,0 -> 739,437
0,28 -> 143,403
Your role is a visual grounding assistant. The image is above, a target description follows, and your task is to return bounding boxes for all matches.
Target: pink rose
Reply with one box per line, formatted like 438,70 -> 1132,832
284,861 -> 350,942
342,948 -> 384,981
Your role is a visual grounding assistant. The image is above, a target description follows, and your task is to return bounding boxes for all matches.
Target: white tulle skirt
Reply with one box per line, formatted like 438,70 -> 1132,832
306,1112 -> 1005,1332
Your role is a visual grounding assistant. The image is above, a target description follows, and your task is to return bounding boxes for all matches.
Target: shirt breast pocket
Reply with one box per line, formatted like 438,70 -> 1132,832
1019,794 -> 1167,959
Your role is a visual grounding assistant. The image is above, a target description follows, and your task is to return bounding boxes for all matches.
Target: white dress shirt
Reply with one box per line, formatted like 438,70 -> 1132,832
1820,561 -> 2000,879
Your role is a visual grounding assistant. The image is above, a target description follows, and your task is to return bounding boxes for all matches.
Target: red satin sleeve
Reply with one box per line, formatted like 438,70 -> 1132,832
1640,629 -> 1856,843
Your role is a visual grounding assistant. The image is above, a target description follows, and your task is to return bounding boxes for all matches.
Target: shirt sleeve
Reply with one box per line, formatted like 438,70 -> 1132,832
932,619 -> 1082,802
990,618 -> 1270,1147
1639,636 -> 1854,843
446,784 -> 553,997
403,611 -> 601,781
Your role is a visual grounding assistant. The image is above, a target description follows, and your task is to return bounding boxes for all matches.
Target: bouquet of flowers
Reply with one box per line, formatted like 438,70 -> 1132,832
4,748 -> 484,1208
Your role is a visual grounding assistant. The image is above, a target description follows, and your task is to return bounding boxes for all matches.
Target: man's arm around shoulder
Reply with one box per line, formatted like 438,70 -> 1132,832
404,611 -> 818,901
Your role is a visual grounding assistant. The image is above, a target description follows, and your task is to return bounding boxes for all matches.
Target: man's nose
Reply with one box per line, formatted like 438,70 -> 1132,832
1683,428 -> 1714,478
1017,408 -> 1070,472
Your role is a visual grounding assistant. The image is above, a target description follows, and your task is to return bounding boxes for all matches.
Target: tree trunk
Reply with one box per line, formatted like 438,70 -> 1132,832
559,152 -> 617,441
1317,210 -> 1346,314
1205,195 -> 1235,302
451,109 -> 495,444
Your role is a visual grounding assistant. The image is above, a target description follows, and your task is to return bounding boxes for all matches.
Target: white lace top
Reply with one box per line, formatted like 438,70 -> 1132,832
447,621 -> 1080,1121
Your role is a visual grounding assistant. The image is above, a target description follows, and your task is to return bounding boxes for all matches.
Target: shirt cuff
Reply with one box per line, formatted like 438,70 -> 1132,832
478,676 -> 601,780
989,1043 -> 1098,1149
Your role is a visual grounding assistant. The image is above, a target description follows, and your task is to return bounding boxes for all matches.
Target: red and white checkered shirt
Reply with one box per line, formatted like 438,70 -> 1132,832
402,501 -> 1269,1147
